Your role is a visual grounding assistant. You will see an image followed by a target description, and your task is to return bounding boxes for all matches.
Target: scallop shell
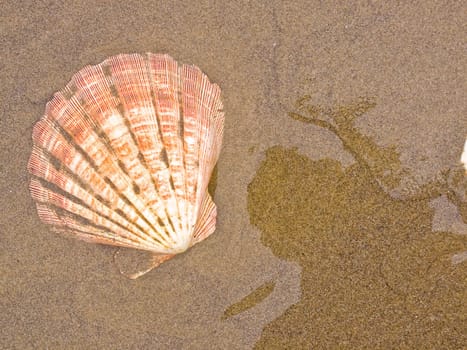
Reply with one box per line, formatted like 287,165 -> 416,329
28,53 -> 224,277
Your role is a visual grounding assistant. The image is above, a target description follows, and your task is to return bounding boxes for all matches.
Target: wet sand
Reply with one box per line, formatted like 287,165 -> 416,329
1,1 -> 466,348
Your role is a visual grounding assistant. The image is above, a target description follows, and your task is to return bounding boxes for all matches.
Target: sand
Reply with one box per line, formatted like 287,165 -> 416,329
1,1 -> 466,348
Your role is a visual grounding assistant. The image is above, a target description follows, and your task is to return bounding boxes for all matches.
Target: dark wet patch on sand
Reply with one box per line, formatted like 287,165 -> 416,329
244,97 -> 467,348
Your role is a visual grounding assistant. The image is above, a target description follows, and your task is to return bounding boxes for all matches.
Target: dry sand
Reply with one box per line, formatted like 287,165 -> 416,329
1,1 -> 466,348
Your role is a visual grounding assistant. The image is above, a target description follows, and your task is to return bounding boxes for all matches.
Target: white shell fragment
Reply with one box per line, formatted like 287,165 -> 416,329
461,138 -> 467,173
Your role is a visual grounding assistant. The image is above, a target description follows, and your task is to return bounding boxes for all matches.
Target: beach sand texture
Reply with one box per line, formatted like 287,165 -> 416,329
1,1 -> 466,348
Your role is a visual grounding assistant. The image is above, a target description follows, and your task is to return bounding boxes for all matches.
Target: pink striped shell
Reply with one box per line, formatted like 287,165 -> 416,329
28,53 -> 224,277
